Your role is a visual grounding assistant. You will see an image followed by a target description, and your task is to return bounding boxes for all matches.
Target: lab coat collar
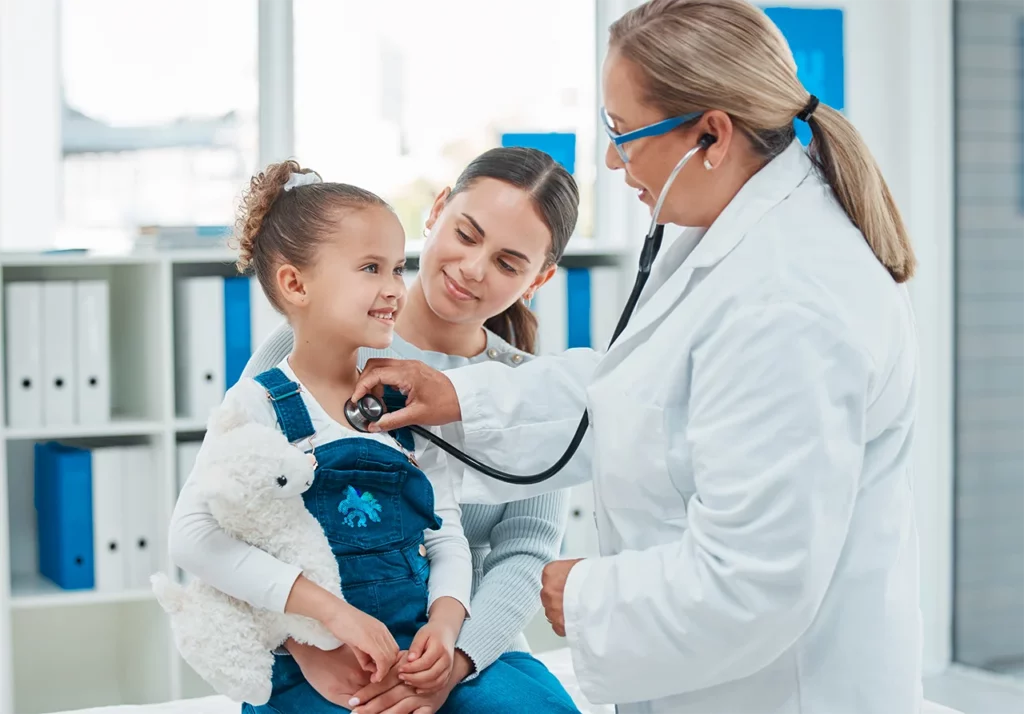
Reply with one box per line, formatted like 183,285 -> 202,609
606,140 -> 814,357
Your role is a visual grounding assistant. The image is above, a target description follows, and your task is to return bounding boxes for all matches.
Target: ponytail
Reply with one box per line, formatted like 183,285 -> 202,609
485,300 -> 539,355
806,105 -> 917,283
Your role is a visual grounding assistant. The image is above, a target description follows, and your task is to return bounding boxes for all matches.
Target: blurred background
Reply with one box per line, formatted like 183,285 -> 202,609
0,1 -> 1021,713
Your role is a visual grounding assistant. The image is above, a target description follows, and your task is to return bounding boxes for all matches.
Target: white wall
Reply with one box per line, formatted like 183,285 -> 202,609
0,0 -> 61,252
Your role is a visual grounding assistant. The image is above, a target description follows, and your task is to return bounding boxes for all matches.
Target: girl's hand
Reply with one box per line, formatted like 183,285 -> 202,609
326,601 -> 402,683
350,650 -> 468,714
396,622 -> 457,693
285,576 -> 401,684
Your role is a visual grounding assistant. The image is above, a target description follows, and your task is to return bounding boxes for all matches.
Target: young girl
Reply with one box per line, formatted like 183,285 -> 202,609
173,149 -> 584,714
170,161 -> 473,712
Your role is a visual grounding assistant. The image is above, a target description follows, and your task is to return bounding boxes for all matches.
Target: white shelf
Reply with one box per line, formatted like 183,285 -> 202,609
10,573 -> 155,610
174,418 -> 208,433
4,418 -> 164,441
0,237 -> 629,269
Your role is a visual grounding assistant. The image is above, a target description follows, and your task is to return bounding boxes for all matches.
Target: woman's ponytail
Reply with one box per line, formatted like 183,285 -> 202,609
806,104 -> 916,282
485,300 -> 539,354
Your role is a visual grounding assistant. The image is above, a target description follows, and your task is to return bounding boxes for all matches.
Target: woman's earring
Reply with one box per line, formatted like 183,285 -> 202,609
522,293 -> 534,308
422,227 -> 429,238
703,159 -> 714,171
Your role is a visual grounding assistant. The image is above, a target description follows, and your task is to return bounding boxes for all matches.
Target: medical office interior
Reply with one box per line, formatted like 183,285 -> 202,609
0,0 -> 1020,712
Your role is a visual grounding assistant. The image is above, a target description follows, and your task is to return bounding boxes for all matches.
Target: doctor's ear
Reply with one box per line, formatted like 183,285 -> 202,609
697,110 -> 734,170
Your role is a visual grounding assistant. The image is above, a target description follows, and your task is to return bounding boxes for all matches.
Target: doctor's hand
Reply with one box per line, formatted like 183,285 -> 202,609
541,559 -> 583,637
352,358 -> 461,432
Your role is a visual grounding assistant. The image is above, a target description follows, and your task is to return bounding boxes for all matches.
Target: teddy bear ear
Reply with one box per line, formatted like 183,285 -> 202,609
206,394 -> 253,436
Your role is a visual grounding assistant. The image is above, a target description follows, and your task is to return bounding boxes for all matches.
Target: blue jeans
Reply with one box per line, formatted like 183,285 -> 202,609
242,651 -> 581,714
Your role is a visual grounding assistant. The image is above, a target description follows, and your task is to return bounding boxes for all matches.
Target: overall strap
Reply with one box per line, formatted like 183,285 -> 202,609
382,386 -> 415,452
252,368 -> 316,444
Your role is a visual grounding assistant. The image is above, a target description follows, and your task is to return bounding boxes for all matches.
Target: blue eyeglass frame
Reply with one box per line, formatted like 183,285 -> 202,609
601,107 -> 704,163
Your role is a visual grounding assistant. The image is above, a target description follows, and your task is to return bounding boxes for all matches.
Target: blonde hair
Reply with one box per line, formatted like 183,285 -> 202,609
610,0 -> 916,283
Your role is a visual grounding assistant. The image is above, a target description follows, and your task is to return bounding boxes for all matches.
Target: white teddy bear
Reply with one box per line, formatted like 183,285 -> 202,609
151,392 -> 343,705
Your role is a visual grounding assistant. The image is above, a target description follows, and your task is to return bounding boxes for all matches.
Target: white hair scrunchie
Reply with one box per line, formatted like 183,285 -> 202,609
283,171 -> 322,192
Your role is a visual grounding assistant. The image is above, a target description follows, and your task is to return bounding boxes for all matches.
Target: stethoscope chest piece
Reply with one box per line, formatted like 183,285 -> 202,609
344,394 -> 386,433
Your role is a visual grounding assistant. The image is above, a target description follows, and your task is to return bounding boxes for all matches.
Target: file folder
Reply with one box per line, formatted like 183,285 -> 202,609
34,442 -> 94,590
74,280 -> 112,425
121,445 -> 160,589
223,277 -> 252,390
175,277 -> 225,420
42,281 -> 77,426
534,268 -> 567,355
91,447 -> 125,592
533,267 -> 624,354
5,282 -> 44,428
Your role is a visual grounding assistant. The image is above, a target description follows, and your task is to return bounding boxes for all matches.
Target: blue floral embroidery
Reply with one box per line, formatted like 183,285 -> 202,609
338,486 -> 383,528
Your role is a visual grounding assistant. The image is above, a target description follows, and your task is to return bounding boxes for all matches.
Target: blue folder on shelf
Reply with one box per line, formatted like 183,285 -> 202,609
223,276 -> 253,390
34,442 -> 94,590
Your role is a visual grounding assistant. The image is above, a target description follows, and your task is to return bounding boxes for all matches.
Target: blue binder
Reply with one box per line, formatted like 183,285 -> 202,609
500,132 -> 577,175
566,268 -> 592,349
762,7 -> 845,146
34,442 -> 94,590
223,276 -> 253,389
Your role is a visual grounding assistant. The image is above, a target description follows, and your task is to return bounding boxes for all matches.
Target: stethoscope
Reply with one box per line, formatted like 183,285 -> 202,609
345,134 -> 717,484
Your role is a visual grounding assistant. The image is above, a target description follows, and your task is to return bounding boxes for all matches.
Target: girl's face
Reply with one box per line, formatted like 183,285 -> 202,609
277,205 -> 408,350
419,178 -> 557,326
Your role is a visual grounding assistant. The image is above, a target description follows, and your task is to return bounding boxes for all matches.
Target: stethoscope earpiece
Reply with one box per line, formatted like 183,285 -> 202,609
343,394 -> 386,433
698,133 -> 717,150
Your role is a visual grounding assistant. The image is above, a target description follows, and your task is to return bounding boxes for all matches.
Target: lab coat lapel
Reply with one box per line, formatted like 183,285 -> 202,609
604,141 -> 815,362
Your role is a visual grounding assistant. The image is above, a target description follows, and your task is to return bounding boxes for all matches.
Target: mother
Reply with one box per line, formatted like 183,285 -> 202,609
353,1 -> 922,713
171,146 -> 586,714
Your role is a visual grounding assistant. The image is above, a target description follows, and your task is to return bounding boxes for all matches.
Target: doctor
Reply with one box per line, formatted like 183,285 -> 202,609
353,0 -> 922,712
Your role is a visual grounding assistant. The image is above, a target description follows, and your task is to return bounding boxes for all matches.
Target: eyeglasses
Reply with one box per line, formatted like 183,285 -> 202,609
601,107 -> 704,163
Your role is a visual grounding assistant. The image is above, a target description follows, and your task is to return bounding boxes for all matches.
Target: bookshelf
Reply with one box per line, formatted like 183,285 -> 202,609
0,241 -> 625,714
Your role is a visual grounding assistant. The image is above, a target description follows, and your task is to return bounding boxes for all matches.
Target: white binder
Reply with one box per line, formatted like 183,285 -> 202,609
74,280 -> 111,424
249,277 -> 282,354
121,445 -> 160,589
176,441 -> 202,494
41,281 -> 77,426
4,282 -> 44,428
91,447 -> 125,592
534,268 -> 568,355
561,485 -> 600,559
589,267 -> 625,352
175,277 -> 225,421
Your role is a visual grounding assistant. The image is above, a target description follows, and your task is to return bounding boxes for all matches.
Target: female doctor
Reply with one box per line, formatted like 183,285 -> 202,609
353,0 -> 922,712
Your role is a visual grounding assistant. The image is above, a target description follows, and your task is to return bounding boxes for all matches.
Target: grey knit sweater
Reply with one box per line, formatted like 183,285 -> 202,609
243,322 -> 570,678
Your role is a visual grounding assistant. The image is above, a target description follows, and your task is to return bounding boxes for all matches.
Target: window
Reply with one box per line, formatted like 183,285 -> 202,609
293,0 -> 597,240
60,0 -> 258,229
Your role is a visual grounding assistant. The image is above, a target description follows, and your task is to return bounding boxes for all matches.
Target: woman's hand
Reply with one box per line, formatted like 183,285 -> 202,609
350,650 -> 474,714
541,559 -> 583,637
284,576 -> 400,683
351,358 -> 461,432
286,641 -> 372,707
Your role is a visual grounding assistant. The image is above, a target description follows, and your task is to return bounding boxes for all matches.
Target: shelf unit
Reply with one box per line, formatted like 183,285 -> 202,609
0,242 -> 625,714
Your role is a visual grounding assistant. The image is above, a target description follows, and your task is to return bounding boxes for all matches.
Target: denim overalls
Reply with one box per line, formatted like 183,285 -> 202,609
247,367 -> 441,711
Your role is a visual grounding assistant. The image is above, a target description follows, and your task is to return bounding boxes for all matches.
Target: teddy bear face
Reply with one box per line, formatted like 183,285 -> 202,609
202,422 -> 318,504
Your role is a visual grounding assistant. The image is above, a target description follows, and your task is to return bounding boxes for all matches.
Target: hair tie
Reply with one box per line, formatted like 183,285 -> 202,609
796,95 -> 819,122
283,171 -> 322,191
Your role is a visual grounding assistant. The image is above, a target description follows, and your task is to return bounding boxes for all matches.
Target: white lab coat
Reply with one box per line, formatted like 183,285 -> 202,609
444,140 -> 923,713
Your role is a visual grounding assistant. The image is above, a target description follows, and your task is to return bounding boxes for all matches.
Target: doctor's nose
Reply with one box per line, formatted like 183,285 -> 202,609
605,140 -> 624,171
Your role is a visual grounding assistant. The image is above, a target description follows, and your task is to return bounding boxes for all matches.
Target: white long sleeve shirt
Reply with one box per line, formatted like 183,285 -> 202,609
168,356 -> 472,616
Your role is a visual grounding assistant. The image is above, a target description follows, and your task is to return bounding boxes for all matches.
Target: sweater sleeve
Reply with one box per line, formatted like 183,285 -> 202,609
455,490 -> 570,678
167,383 -> 303,613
